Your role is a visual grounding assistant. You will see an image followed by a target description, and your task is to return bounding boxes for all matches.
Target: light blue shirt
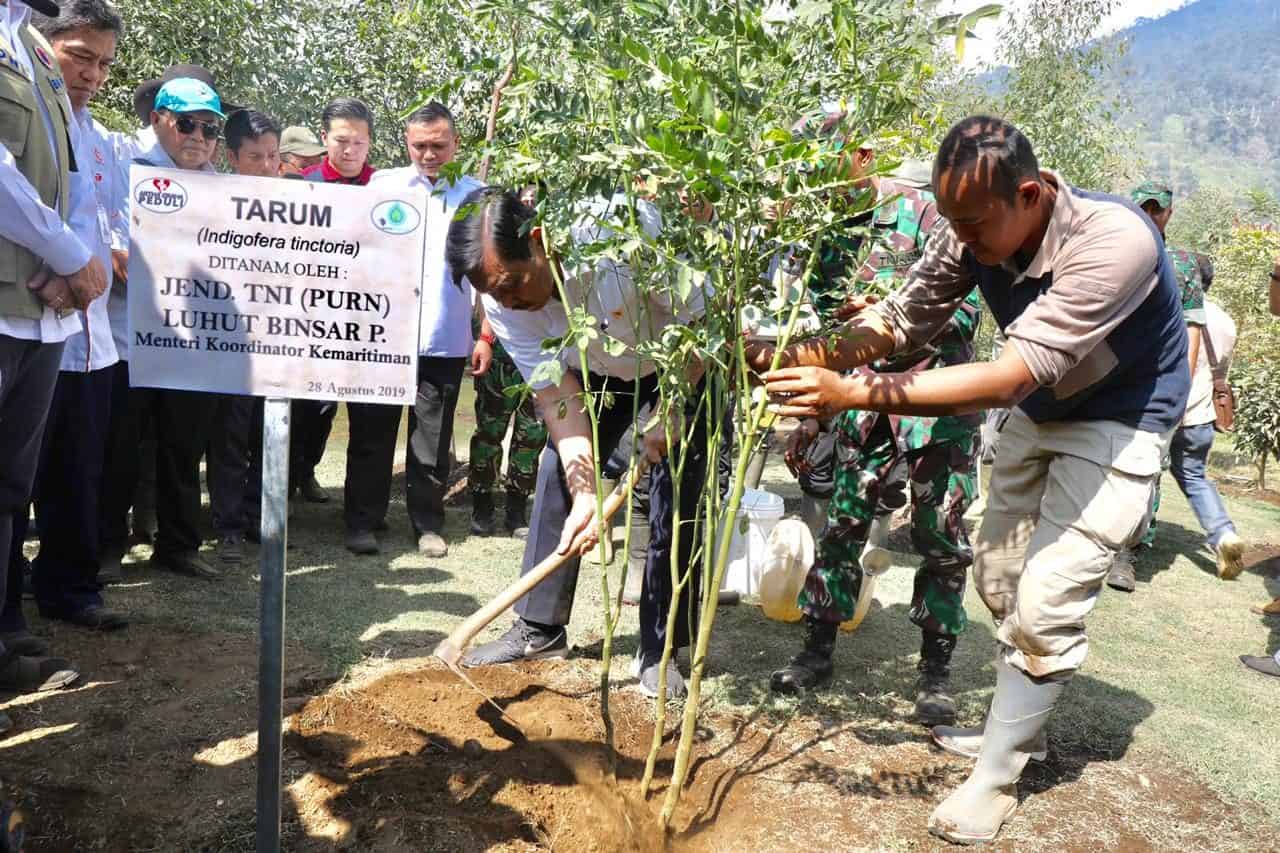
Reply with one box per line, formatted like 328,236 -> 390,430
59,107 -> 121,372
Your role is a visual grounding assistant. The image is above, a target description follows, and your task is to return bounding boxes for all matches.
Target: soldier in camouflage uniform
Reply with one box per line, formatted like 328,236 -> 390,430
1106,181 -> 1209,592
469,316 -> 548,538
769,126 -> 982,725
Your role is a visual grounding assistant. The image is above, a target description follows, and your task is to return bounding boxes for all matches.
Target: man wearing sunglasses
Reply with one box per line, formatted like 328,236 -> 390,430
128,76 -> 225,580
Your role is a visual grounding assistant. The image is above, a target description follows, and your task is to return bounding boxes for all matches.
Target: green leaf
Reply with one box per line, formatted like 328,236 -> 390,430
622,35 -> 650,64
529,359 -> 565,389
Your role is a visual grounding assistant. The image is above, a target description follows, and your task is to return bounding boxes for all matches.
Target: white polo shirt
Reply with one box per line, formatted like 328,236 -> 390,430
59,107 -> 120,372
369,167 -> 484,358
482,194 -> 707,390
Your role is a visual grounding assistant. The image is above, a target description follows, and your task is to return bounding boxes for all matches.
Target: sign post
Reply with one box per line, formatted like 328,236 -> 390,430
255,396 -> 290,850
126,167 -> 425,852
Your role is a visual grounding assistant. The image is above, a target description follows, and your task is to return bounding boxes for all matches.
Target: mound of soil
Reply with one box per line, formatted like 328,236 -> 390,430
280,661 -> 1277,853
3,635 -> 1277,852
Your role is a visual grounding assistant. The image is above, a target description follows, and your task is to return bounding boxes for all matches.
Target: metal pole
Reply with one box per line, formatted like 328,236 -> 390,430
256,397 -> 290,852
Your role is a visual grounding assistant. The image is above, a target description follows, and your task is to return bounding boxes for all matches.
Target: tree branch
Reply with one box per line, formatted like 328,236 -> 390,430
478,26 -> 519,183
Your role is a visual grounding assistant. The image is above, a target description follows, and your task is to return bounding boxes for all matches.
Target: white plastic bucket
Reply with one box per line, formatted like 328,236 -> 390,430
720,489 -> 786,596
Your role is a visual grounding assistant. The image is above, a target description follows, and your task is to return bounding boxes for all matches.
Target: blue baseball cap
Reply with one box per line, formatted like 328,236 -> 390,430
153,77 -> 226,119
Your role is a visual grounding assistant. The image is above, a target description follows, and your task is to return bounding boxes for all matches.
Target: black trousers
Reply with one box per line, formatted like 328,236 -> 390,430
0,338 -> 64,652
291,399 -> 336,488
406,356 -> 467,536
208,394 -> 262,538
27,367 -> 115,616
343,400 -> 403,534
100,361 -> 147,552
515,371 -> 708,657
131,387 -> 217,555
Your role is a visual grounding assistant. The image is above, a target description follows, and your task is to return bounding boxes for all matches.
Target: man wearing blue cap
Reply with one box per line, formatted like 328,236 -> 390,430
126,76 -> 225,580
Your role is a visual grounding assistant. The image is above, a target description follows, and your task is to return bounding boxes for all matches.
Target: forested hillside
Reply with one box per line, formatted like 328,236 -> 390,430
1114,0 -> 1280,192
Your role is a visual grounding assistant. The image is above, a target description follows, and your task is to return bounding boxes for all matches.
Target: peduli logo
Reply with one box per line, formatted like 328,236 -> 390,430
370,200 -> 421,235
133,176 -> 188,214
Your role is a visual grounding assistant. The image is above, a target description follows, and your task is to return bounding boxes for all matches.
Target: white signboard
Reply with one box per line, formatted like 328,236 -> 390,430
127,166 -> 423,404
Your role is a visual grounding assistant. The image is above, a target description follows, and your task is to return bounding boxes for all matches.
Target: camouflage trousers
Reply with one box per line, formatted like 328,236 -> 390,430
1139,452 -> 1172,548
469,345 -> 548,498
800,414 -> 977,636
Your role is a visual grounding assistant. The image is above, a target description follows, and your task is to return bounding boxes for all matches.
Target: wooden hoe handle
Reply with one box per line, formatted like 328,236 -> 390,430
434,459 -> 650,669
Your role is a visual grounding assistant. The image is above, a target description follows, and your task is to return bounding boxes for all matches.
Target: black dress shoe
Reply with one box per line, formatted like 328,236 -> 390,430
0,632 -> 48,657
346,530 -> 380,555
299,475 -> 330,503
51,606 -> 130,632
153,550 -> 222,580
0,655 -> 80,692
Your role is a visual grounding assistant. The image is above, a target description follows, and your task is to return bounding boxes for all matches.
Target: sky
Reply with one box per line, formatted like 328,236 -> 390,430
943,0 -> 1193,67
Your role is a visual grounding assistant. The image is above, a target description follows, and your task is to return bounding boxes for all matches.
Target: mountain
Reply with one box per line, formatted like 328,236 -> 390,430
1113,0 -> 1280,193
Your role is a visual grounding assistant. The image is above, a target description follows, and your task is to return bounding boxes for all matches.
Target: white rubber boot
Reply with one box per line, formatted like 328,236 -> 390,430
928,657 -> 1066,845
931,723 -> 1048,762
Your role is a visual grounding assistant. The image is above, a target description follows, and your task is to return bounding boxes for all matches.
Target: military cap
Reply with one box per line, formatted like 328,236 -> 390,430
1131,180 -> 1173,210
279,126 -> 325,157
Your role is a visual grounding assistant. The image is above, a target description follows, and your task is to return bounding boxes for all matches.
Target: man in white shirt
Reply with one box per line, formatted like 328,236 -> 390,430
369,102 -> 486,557
1166,285 -> 1242,566
9,0 -> 128,633
446,187 -> 709,700
0,0 -> 99,715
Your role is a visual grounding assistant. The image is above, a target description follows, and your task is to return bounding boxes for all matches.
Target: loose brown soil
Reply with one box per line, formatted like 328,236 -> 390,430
4,630 -> 1276,852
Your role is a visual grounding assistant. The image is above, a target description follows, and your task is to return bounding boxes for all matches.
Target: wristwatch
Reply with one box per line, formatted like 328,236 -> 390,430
478,331 -> 497,345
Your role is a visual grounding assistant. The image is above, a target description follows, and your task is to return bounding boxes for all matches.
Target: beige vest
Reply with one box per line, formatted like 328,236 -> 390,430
0,24 -> 75,320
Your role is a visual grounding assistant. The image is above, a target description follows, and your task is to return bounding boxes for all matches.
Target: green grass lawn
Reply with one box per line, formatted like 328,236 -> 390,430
114,388 -> 1280,830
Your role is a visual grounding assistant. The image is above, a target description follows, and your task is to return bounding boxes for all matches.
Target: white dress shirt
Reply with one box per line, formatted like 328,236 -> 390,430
482,194 -> 707,390
368,167 -> 484,358
104,126 -> 143,359
1183,299 -> 1237,428
58,107 -> 120,372
0,0 -> 87,343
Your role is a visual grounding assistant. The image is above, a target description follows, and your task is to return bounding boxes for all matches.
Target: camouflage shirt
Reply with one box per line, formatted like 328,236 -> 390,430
811,181 -> 982,448
1167,246 -> 1208,327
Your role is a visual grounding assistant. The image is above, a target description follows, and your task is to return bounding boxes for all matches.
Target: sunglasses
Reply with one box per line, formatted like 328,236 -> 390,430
169,113 -> 222,140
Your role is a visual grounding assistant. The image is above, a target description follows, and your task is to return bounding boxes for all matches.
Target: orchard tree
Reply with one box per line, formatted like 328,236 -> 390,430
1205,222 -> 1280,490
404,0 -> 997,829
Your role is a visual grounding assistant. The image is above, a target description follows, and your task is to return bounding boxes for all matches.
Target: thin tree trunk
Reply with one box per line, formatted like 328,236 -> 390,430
478,28 -> 518,183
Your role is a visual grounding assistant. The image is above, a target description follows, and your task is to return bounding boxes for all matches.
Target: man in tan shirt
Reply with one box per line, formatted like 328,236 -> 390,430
751,116 -> 1192,843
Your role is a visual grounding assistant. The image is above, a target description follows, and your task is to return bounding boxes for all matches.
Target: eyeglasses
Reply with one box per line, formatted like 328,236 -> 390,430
170,113 -> 222,141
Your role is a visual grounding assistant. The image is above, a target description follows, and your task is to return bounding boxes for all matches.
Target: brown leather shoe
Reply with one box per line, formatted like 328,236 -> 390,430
1250,597 -> 1280,617
1105,550 -> 1136,593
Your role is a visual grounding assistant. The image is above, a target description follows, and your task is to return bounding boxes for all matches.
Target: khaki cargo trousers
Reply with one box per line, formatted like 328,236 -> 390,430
976,409 -> 1171,678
